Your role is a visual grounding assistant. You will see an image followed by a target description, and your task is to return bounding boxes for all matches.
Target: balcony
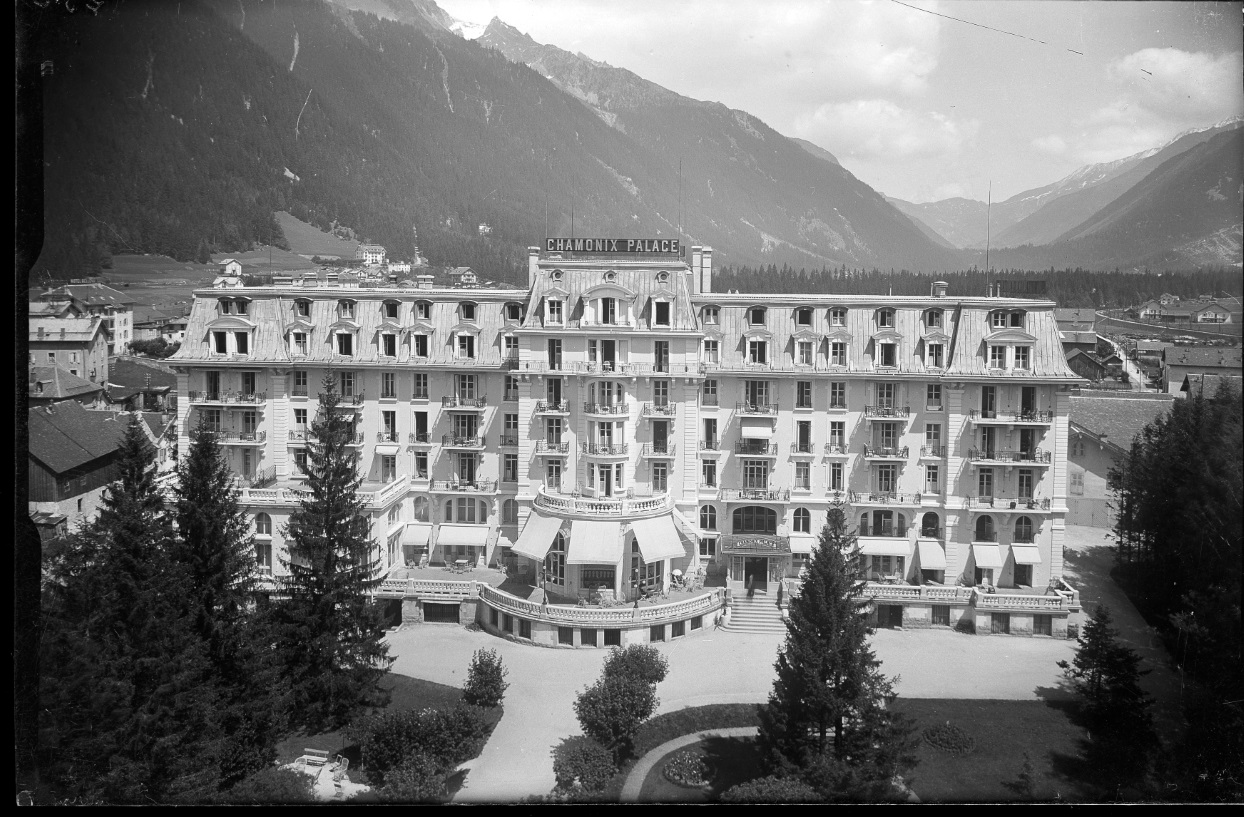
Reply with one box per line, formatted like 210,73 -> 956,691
790,442 -> 817,456
236,466 -> 276,489
719,488 -> 790,502
442,396 -> 488,411
701,393 -> 719,407
864,405 -> 910,423
642,402 -> 677,418
442,434 -> 486,449
734,441 -> 778,456
504,389 -> 520,402
534,400 -> 570,415
967,448 -> 1052,466
735,401 -> 779,415
640,443 -> 676,459
288,428 -> 312,443
412,389 -> 430,400
534,483 -> 672,518
188,390 -> 268,405
581,442 -> 629,457
534,440 -> 570,456
857,523 -> 908,537
502,356 -> 520,371
500,433 -> 519,447
429,479 -> 498,494
919,445 -> 946,459
344,432 -> 365,446
332,393 -> 365,409
966,496 -> 1052,511
571,361 -> 634,375
849,491 -> 923,507
863,445 -> 909,460
408,432 -> 433,446
220,430 -> 267,445
583,402 -> 629,417
376,431 -> 401,443
291,386 -> 309,397
823,443 -> 850,457
968,409 -> 1054,426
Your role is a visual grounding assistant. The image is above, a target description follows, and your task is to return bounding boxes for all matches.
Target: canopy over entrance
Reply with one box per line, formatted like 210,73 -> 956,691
566,519 -> 625,565
628,515 -> 686,562
511,512 -> 564,561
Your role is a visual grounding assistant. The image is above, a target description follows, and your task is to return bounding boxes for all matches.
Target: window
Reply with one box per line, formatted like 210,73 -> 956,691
796,381 -> 812,408
219,298 -> 233,315
654,340 -> 669,372
201,408 -> 222,433
699,536 -> 717,558
255,540 -> 272,573
876,463 -> 898,493
702,339 -> 719,364
339,371 -> 355,397
877,342 -> 896,367
337,333 -> 354,356
381,454 -> 397,482
1015,516 -> 1034,543
503,335 -> 518,361
382,334 -> 397,357
829,421 -> 846,448
748,306 -> 766,326
702,379 -> 718,406
412,334 -> 429,358
1071,438 -> 1085,457
295,300 -> 310,318
701,459 -> 717,487
700,505 -> 717,530
794,462 -> 811,491
795,307 -> 813,326
1018,469 -> 1035,500
338,300 -> 355,320
384,301 -> 399,319
381,410 -> 396,440
254,513 -> 272,536
293,408 -> 307,436
294,449 -> 309,474
793,507 -> 811,533
547,299 -> 563,325
652,380 -> 670,408
652,463 -> 668,492
979,469 -> 995,498
213,332 -> 227,354
654,300 -> 670,326
415,452 -> 429,479
544,532 -> 566,586
502,499 -> 518,525
927,384 -> 942,410
877,308 -> 895,328
925,309 -> 943,328
505,303 -> 523,322
504,453 -> 519,482
925,464 -> 940,493
1015,346 -> 1031,370
457,374 -> 477,399
1034,614 -> 1052,636
829,462 -> 844,491
456,334 -> 476,359
415,301 -> 431,319
293,332 -> 308,356
460,302 -> 477,322
504,375 -> 520,401
413,373 -> 428,399
381,372 -> 396,399
989,345 -> 1006,369
830,342 -> 847,366
732,505 -> 777,534
925,422 -> 942,447
830,308 -> 847,326
748,340 -> 767,365
702,306 -> 719,325
926,342 -> 944,368
547,339 -> 562,369
1010,312 -> 1024,328
830,382 -> 846,409
991,311 -> 1008,329
796,340 -> 813,366
742,460 -> 769,491
876,382 -> 896,408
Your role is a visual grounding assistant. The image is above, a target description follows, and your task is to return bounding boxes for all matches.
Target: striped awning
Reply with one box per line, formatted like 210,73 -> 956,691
916,538 -> 947,570
972,543 -> 1004,569
511,512 -> 564,561
566,519 -> 625,565
739,418 -> 775,438
629,515 -> 686,562
436,524 -> 490,548
1011,545 -> 1042,565
789,534 -> 817,554
404,523 -> 433,548
859,538 -> 913,557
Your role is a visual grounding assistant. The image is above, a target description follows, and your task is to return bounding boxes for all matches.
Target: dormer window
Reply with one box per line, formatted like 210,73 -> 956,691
748,307 -> 767,326
219,299 -> 233,315
338,300 -> 356,320
831,308 -> 847,327
337,333 -> 354,356
381,333 -> 397,357
295,299 -> 311,318
796,340 -> 814,366
795,308 -> 813,327
235,332 -> 249,355
504,303 -> 523,322
748,339 -> 768,365
702,306 -> 719,325
412,334 -> 429,358
653,300 -> 670,327
830,341 -> 847,366
457,333 -> 476,359
292,332 -> 308,357
1010,312 -> 1024,328
384,301 -> 400,319
926,342 -> 944,368
877,308 -> 895,328
460,302 -> 477,322
989,345 -> 1006,369
415,301 -> 431,320
213,331 -> 227,354
235,300 -> 248,316
1015,346 -> 1031,370
600,297 -> 617,325
925,309 -> 943,328
877,342 -> 897,368
547,299 -> 564,325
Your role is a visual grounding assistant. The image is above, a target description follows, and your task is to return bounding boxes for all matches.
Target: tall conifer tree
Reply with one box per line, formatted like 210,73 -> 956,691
757,504 -> 916,800
274,374 -> 392,731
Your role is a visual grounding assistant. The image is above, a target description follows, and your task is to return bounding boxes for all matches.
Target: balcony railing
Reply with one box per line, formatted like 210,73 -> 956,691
571,361 -> 634,374
790,442 -> 817,455
849,491 -> 923,506
640,443 -> 676,458
333,393 -> 365,407
220,430 -> 267,444
971,531 -> 998,542
344,433 -> 365,445
442,434 -> 486,448
500,433 -> 519,447
583,402 -> 629,415
920,445 -> 946,458
430,479 -> 497,493
926,402 -> 943,412
699,440 -> 721,451
504,390 -> 520,402
408,432 -> 432,444
719,488 -> 790,502
824,443 -> 849,455
642,402 -> 676,417
735,401 -> 779,415
189,390 -> 268,404
442,396 -> 488,409
735,441 -> 778,456
969,409 -> 1054,423
377,431 -> 400,443
920,527 -> 942,540
857,524 -> 907,537
534,440 -> 570,455
581,442 -> 629,456
534,484 -> 671,517
292,386 -> 309,397
701,393 -> 719,407
289,428 -> 311,441
864,405 -> 909,418
966,496 -> 1051,510
828,400 -> 847,410
535,400 -> 569,413
236,466 -> 276,489
412,389 -> 430,400
863,445 -> 909,459
967,448 -> 1052,463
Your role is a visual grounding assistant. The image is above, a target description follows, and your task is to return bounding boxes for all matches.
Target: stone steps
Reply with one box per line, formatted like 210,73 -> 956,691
723,593 -> 788,633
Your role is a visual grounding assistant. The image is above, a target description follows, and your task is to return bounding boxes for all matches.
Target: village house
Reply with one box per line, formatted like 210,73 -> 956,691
356,244 -> 387,266
448,266 -> 478,286
28,365 -> 108,408
1161,346 -> 1244,394
32,283 -> 136,354
105,356 -> 179,412
29,315 -> 110,383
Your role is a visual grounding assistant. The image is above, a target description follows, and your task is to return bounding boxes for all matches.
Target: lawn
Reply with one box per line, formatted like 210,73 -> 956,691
628,699 -> 1099,803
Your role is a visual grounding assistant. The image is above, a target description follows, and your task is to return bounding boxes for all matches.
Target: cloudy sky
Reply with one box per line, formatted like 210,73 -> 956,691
438,0 -> 1242,203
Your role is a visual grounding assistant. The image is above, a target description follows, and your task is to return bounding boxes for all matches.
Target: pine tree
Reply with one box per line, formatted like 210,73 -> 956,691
273,374 -> 392,731
40,417 -> 225,803
757,504 -> 917,801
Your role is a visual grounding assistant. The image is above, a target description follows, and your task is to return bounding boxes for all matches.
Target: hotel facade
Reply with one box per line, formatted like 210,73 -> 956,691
171,241 -> 1085,644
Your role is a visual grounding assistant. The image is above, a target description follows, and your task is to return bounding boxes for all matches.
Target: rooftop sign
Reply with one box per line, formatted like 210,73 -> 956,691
545,238 -> 681,255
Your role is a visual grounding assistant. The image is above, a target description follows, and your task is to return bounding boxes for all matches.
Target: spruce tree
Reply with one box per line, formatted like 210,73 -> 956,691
40,417 -> 225,803
274,374 -> 392,731
757,504 -> 916,800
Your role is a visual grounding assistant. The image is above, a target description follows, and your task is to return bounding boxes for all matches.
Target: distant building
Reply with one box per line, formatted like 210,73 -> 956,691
132,305 -> 178,342
356,244 -> 387,266
447,266 -> 478,286
1180,373 -> 1243,400
478,223 -> 492,236
1054,308 -> 1096,332
1067,392 -> 1175,527
28,402 -> 134,531
219,258 -> 243,277
1161,347 -> 1244,394
28,365 -> 107,408
1059,331 -> 1099,358
1138,298 -> 1234,324
388,261 -> 412,275
29,316 -> 110,383
32,283 -> 136,353
1064,349 -> 1109,382
105,356 -> 178,412
162,313 -> 190,345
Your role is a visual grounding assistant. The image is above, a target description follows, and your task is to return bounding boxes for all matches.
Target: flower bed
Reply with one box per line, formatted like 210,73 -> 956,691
662,749 -> 713,788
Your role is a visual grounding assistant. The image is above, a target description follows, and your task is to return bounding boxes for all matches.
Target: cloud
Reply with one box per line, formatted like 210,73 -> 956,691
1031,135 -> 1067,156
795,99 -> 979,161
1107,48 -> 1243,121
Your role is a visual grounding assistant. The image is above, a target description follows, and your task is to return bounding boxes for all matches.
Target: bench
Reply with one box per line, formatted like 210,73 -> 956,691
302,748 -> 331,767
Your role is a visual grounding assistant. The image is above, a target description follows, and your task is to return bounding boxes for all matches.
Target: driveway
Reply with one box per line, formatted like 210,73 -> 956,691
383,524 -> 1177,802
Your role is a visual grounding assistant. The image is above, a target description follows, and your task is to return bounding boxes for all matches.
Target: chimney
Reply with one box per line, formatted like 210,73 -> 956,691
700,247 -> 713,295
416,274 -> 434,291
37,326 -> 44,338
690,246 -> 703,295
527,246 -> 541,288
932,281 -> 948,298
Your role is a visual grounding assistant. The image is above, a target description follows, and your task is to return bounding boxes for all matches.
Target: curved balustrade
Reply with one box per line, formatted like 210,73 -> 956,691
477,584 -> 722,626
972,590 -> 1067,610
534,485 -> 672,517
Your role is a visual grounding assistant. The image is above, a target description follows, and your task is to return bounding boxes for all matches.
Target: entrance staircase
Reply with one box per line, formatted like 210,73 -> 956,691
723,592 -> 787,634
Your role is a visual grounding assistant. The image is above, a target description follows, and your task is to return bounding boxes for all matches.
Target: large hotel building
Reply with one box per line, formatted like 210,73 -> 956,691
171,241 -> 1085,644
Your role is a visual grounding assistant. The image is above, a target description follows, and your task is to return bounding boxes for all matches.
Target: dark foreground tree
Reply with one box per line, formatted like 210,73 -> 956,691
40,417 -> 225,802
272,374 -> 392,731
757,504 -> 917,801
173,421 -> 291,787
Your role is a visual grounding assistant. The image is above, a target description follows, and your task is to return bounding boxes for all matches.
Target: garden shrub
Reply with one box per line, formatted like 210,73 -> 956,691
662,749 -> 712,787
347,704 -> 488,785
216,766 -> 314,804
573,675 -> 658,758
377,753 -> 448,803
462,648 -> 509,709
921,722 -> 976,756
602,644 -> 669,686
719,775 -> 821,803
551,736 -> 616,793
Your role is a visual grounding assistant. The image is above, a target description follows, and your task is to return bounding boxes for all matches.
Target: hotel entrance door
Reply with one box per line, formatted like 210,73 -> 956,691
744,557 -> 768,592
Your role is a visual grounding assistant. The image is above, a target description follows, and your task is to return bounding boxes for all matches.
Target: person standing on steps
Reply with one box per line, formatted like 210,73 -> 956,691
746,574 -> 755,599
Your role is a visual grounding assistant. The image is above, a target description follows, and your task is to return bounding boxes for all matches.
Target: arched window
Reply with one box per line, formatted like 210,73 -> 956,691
254,513 -> 271,536
412,496 -> 429,522
793,507 -> 811,534
921,512 -> 940,538
502,499 -> 518,525
1014,516 -> 1034,543
700,505 -> 717,530
976,515 -> 995,541
732,506 -> 777,535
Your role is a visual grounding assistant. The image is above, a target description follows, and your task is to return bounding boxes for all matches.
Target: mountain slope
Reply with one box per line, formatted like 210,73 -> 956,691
885,196 -> 989,249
